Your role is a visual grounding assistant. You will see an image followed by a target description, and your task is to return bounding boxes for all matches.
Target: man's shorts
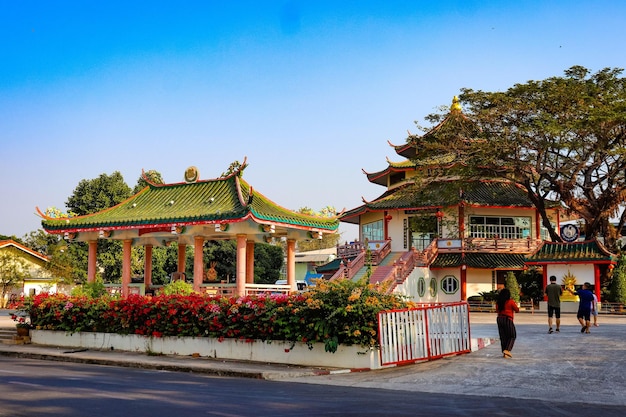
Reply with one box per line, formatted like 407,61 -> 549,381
548,305 -> 561,318
577,309 -> 591,321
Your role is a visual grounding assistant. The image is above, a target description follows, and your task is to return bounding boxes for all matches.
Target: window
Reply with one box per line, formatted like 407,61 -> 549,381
469,216 -> 531,239
429,278 -> 438,297
417,277 -> 426,297
362,220 -> 384,242
441,275 -> 459,294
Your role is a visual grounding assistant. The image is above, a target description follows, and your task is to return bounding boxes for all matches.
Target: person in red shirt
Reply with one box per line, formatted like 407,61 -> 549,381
496,288 -> 520,359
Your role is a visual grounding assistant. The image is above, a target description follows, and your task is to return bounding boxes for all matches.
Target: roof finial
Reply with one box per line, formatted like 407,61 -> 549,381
450,96 -> 462,113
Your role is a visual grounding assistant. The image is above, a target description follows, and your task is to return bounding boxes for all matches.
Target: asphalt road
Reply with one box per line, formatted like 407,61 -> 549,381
1,356 -> 621,417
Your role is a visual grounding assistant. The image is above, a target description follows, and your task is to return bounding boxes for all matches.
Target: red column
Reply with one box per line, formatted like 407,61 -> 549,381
122,239 -> 132,298
594,264 -> 601,302
144,245 -> 153,288
246,240 -> 255,284
87,240 -> 97,283
287,239 -> 296,293
193,236 -> 204,292
236,234 -> 247,296
460,266 -> 467,301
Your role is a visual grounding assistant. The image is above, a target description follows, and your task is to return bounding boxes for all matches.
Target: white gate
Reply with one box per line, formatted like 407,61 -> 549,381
378,302 -> 471,366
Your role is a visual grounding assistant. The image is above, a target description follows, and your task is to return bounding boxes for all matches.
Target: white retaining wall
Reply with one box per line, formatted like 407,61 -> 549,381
31,330 -> 383,370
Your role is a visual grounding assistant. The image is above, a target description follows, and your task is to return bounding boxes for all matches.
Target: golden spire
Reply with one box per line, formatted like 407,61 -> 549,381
450,96 -> 462,113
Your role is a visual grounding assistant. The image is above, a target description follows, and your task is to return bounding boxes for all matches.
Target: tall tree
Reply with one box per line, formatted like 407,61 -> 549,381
424,66 -> 626,250
66,171 -> 132,215
64,172 -> 133,282
296,206 -> 341,252
0,249 -> 29,307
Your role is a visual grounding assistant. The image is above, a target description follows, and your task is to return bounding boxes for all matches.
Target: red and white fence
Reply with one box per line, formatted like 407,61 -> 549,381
378,302 -> 471,366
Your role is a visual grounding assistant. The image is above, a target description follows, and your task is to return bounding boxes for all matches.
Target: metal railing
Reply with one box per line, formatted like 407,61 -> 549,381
378,302 -> 471,366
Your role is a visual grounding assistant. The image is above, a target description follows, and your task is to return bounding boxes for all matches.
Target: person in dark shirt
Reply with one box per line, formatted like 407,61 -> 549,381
544,275 -> 562,334
567,282 -> 595,334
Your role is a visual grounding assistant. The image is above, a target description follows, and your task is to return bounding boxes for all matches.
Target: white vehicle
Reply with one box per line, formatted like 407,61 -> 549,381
274,279 -> 309,291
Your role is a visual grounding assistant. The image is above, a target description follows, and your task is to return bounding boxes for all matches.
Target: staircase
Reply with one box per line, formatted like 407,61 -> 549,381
350,252 -> 405,284
0,327 -> 30,345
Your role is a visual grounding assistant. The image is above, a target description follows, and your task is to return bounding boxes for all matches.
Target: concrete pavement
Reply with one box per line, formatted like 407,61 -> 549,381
2,309 -> 626,409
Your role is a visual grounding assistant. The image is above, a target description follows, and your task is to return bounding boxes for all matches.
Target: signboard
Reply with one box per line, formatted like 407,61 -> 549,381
560,224 -> 580,242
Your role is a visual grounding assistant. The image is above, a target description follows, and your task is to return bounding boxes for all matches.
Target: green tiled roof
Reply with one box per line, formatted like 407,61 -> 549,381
40,174 -> 339,233
365,160 -> 416,186
340,180 -> 534,223
431,253 -> 527,269
525,240 -> 616,263
315,257 -> 356,272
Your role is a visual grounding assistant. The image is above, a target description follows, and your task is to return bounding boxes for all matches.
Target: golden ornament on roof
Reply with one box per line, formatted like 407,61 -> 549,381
450,96 -> 462,113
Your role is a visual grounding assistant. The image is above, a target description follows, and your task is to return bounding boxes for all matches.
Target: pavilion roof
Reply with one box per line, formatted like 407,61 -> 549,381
38,165 -> 339,245
525,239 -> 617,264
340,180 -> 535,224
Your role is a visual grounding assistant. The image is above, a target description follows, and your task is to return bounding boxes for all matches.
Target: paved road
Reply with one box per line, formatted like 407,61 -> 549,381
2,309 -> 626,414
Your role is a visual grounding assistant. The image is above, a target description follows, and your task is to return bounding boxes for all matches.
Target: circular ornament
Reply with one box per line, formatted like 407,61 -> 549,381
184,166 -> 199,183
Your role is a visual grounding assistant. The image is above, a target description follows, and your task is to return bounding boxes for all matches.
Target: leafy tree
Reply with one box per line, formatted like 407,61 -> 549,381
443,66 -> 626,250
296,206 -> 341,252
23,230 -> 59,256
0,235 -> 25,244
254,243 -> 284,284
71,279 -> 107,298
0,250 -> 29,307
204,240 -> 237,283
66,171 -> 132,215
505,272 -> 520,303
609,255 -> 626,304
517,268 -> 543,304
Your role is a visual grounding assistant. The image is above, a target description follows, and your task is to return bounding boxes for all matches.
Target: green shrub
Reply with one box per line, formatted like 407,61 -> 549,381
71,280 -> 107,298
161,280 -> 195,295
505,272 -> 520,303
23,279 -> 412,353
609,255 -> 626,304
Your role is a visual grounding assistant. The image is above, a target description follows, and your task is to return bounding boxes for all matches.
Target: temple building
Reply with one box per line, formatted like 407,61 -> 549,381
337,98 -> 615,303
37,160 -> 339,297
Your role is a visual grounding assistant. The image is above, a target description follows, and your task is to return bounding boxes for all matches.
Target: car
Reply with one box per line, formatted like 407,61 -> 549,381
274,279 -> 309,291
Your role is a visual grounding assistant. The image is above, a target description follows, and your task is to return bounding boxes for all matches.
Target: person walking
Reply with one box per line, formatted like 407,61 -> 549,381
496,288 -> 520,358
567,282 -> 595,333
544,275 -> 562,334
591,292 -> 599,327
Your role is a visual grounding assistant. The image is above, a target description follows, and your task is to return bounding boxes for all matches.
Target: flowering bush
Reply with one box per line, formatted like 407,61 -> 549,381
19,280 -> 412,353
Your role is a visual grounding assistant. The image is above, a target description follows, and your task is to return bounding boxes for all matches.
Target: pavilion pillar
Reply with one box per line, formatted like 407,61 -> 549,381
594,264 -> 602,302
236,234 -> 247,296
177,243 -> 187,278
144,245 -> 153,288
87,240 -> 98,283
246,240 -> 255,284
193,236 -> 205,292
122,239 -> 132,298
287,239 -> 296,292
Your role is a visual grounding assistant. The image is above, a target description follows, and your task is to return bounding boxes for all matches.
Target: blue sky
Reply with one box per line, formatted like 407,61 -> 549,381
1,1 -> 625,242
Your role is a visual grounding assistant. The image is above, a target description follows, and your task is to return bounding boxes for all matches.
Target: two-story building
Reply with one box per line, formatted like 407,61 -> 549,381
335,98 -> 572,303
